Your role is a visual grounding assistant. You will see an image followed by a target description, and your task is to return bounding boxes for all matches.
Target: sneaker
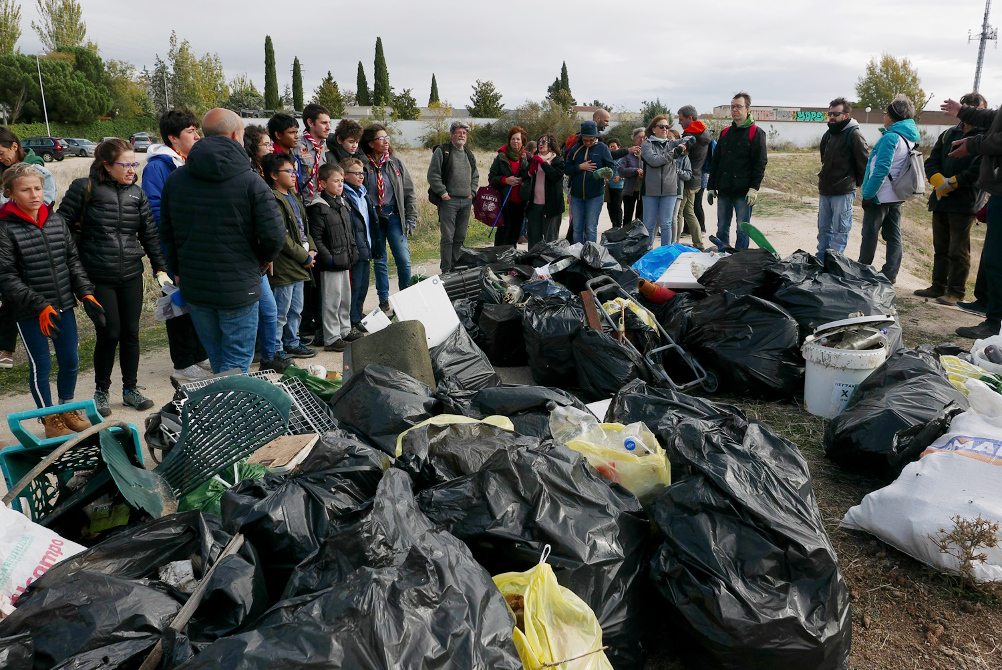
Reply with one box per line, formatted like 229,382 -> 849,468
173,364 -> 211,381
913,286 -> 944,299
123,387 -> 154,411
936,294 -> 964,307
379,300 -> 391,313
285,345 -> 317,358
956,321 -> 1001,340
259,356 -> 292,374
344,328 -> 364,342
324,338 -> 347,352
195,359 -> 212,372
94,389 -> 111,417
0,350 -> 13,369
957,300 -> 988,317
299,333 -> 316,347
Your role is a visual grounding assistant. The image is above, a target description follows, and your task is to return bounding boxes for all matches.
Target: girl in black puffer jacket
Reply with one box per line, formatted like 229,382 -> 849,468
58,139 -> 167,416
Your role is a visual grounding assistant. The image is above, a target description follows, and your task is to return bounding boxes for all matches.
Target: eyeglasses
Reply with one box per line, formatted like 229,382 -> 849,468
373,136 -> 389,142
345,170 -> 364,175
730,104 -> 746,110
655,124 -> 670,130
538,139 -> 548,144
278,169 -> 297,175
114,161 -> 140,168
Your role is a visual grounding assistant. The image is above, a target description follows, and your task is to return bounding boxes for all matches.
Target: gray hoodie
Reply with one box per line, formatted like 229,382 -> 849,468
640,137 -> 685,197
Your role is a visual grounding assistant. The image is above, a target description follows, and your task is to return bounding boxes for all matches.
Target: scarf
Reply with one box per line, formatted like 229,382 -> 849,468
367,152 -> 389,207
504,145 -> 523,161
302,130 -> 324,199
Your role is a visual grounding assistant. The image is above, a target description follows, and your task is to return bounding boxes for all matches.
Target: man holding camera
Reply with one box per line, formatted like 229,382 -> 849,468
678,105 -> 712,249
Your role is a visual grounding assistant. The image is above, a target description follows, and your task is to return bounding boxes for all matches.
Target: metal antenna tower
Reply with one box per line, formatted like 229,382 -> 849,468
970,0 -> 998,92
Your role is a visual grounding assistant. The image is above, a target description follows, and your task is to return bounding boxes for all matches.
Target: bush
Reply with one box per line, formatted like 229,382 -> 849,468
469,99 -> 578,151
7,117 -> 159,141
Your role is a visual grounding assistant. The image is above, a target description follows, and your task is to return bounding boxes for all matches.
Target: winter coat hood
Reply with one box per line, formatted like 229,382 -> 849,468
683,120 -> 707,135
184,136 -> 253,183
882,119 -> 920,143
147,143 -> 185,169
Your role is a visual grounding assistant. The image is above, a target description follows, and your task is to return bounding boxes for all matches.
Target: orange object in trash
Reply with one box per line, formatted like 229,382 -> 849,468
637,278 -> 676,304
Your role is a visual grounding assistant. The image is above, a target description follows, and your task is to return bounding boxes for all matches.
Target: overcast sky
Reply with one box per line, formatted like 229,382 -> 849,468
15,0 -> 1002,113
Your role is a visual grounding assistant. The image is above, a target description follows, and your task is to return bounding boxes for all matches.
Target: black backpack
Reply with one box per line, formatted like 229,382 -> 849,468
428,143 -> 476,206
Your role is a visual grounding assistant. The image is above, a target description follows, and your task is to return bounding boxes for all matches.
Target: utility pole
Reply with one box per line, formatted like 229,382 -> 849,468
163,70 -> 170,109
970,0 -> 998,92
35,55 -> 50,137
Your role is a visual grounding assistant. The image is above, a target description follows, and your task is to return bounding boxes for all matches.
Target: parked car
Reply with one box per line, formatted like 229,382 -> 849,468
63,138 -> 97,157
101,136 -> 118,143
22,137 -> 66,162
130,132 -> 153,152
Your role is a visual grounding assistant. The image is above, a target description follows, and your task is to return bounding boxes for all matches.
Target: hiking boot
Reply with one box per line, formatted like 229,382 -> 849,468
0,350 -> 13,369
379,301 -> 391,314
913,286 -> 944,299
60,410 -> 91,432
936,293 -> 964,307
123,387 -> 154,411
344,327 -> 364,342
285,345 -> 316,359
324,338 -> 347,352
94,389 -> 111,417
956,320 -> 1001,340
259,355 -> 291,374
173,364 -> 211,381
40,414 -> 73,439
957,300 -> 988,317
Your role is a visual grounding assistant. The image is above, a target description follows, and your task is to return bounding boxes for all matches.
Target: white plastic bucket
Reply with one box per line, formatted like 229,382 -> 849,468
802,341 -> 888,419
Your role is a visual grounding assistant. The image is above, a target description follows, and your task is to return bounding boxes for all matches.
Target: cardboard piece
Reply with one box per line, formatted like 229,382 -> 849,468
247,433 -> 319,474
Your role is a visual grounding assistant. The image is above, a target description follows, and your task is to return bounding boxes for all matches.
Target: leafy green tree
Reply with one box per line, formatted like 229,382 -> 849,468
263,35 -> 279,109
469,99 -> 576,151
147,32 -> 228,116
0,52 -> 108,123
292,57 -> 303,111
0,0 -> 20,55
104,59 -> 152,118
391,87 -> 420,120
855,53 -> 927,115
372,36 -> 390,106
467,79 -> 503,118
640,97 -> 671,127
32,0 -> 85,51
355,61 -> 370,106
281,83 -> 292,108
312,70 -> 344,117
223,74 -> 263,113
429,73 -> 439,106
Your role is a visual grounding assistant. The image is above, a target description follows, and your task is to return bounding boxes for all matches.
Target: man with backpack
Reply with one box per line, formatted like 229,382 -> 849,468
818,97 -> 869,255
427,121 -> 479,273
858,94 -> 921,284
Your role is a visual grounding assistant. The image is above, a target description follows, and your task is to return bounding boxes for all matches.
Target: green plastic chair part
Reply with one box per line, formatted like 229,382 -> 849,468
739,221 -> 779,255
7,399 -> 108,451
154,375 -> 292,501
102,432 -> 176,519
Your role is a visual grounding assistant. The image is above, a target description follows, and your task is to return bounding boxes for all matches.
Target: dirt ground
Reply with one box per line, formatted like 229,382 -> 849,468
2,152 -> 1000,669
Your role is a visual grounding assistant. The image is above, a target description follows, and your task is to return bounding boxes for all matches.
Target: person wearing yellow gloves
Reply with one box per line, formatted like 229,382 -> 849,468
914,92 -> 988,306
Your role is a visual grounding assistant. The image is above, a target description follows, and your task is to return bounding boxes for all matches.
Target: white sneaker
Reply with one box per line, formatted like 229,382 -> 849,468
173,364 -> 211,381
195,359 -> 212,372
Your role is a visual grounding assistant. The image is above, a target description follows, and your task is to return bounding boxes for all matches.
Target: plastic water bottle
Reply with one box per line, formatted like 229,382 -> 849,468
548,403 -> 601,444
623,437 -> 638,451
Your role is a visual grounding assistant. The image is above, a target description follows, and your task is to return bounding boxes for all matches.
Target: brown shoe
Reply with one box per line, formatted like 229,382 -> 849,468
913,286 -> 944,299
324,338 -> 347,352
936,294 -> 964,306
60,410 -> 91,432
40,414 -> 74,439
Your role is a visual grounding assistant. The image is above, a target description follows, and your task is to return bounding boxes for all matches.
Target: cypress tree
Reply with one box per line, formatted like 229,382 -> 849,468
560,61 -> 570,92
292,57 -> 303,111
373,36 -> 390,106
264,36 -> 279,109
356,61 -> 371,106
429,73 -> 439,106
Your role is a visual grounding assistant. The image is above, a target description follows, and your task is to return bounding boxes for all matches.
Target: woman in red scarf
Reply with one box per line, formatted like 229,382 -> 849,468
487,126 -> 530,247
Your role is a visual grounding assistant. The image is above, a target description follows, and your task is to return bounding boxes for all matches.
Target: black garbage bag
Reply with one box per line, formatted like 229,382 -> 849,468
182,470 -> 522,670
697,248 -> 781,297
453,297 -> 481,341
889,401 -> 968,470
649,292 -> 702,345
7,511 -> 267,645
296,429 -> 391,475
823,347 -> 970,476
523,295 -> 585,387
522,278 -> 573,298
553,244 -> 622,293
221,469 -> 376,598
768,250 -> 899,347
429,324 -> 501,391
467,384 -> 590,438
685,292 -> 803,399
455,244 -> 523,268
479,303 -> 527,366
605,379 -> 747,435
330,364 -> 438,455
0,634 -> 33,667
522,238 -> 574,266
417,443 -> 651,670
395,419 -> 538,490
602,220 -> 650,266
580,241 -> 623,273
572,327 -> 650,401
648,408 -> 852,670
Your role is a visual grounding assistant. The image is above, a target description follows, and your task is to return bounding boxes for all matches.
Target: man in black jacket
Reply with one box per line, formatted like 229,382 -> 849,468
160,108 -> 286,373
817,97 -> 869,255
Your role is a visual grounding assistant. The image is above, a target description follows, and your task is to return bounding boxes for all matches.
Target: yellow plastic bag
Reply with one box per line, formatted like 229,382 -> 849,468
394,414 -> 514,457
565,423 -> 670,505
494,549 -> 613,670
601,297 -> 659,330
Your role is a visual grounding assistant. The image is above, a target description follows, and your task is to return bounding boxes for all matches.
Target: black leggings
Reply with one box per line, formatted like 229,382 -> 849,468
695,188 -> 706,231
495,200 -> 526,247
623,194 -> 643,225
93,276 -> 144,391
0,302 -> 17,351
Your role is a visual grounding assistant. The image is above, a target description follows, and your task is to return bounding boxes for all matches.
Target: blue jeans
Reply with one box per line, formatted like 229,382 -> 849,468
187,301 -> 259,373
569,195 -> 603,243
818,193 -> 855,255
642,195 -> 677,246
18,309 -> 78,408
716,195 -> 752,249
373,212 -> 411,302
858,202 -> 902,283
350,260 -> 370,324
257,275 -> 278,360
273,281 -> 305,350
